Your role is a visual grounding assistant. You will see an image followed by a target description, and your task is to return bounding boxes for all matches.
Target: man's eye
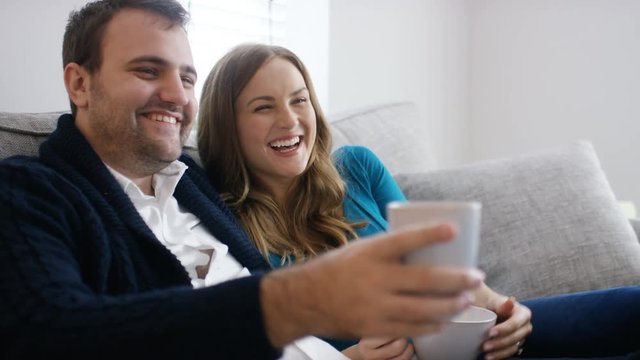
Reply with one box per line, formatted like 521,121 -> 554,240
137,67 -> 158,77
182,76 -> 195,87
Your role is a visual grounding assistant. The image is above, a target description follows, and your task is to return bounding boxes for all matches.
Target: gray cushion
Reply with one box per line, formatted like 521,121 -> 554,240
630,218 -> 640,243
0,111 -> 62,160
0,111 -> 201,162
395,141 -> 640,300
328,102 -> 435,175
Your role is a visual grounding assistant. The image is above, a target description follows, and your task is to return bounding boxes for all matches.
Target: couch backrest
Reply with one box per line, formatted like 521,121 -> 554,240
0,111 -> 63,159
2,102 -> 435,175
328,102 -> 435,174
0,111 -> 202,162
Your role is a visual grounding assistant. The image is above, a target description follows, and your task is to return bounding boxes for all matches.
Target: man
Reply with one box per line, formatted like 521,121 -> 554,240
0,0 -> 482,358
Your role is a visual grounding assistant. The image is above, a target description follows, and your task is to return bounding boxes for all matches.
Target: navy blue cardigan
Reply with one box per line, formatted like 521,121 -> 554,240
0,114 -> 279,359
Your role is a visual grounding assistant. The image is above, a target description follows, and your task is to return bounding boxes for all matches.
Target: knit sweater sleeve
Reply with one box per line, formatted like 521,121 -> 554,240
0,158 -> 280,359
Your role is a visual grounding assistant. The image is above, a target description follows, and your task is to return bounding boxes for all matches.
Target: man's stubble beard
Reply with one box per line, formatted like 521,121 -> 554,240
88,81 -> 187,176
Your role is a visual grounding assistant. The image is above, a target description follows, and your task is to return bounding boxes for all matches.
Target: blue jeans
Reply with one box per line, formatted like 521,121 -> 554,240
520,286 -> 640,358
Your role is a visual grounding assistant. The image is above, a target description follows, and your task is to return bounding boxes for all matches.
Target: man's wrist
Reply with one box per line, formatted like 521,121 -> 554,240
260,266 -> 314,347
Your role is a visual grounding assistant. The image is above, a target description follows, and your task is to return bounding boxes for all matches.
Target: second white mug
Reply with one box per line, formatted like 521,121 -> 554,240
387,201 -> 482,268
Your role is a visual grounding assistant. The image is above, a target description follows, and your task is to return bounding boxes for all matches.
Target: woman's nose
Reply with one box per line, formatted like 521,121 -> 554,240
277,106 -> 298,128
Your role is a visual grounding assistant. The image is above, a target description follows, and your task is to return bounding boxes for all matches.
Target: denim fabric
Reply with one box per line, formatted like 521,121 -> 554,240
520,286 -> 640,358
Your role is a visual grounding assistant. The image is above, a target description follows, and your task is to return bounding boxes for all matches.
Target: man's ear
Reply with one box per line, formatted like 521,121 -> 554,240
64,63 -> 90,109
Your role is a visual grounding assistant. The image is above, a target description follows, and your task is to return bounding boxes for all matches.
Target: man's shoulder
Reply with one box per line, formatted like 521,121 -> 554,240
1,155 -> 50,175
0,155 -> 74,193
180,153 -> 208,181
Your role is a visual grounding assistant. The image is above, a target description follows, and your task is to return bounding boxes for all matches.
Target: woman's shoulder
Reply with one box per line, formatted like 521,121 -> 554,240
332,145 -> 380,165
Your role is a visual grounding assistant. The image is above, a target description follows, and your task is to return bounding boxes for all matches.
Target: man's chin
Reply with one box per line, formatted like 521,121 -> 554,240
159,151 -> 183,163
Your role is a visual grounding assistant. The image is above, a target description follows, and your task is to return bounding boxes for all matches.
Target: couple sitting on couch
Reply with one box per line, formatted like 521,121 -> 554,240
0,0 -> 637,359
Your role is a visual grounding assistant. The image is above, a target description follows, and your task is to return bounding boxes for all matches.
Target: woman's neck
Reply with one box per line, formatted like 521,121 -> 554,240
256,176 -> 295,208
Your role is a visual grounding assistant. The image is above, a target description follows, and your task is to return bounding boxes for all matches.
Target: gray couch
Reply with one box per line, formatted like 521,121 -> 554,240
2,102 -> 639,300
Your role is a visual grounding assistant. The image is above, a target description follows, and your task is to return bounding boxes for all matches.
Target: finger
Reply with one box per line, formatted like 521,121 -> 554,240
484,342 -> 520,360
489,304 -> 532,339
369,338 -> 410,359
484,322 -> 532,355
390,265 -> 485,295
495,297 -> 515,319
389,340 -> 414,360
367,224 -> 456,260
376,320 -> 445,338
363,336 -> 396,349
381,292 -> 474,324
357,310 -> 447,341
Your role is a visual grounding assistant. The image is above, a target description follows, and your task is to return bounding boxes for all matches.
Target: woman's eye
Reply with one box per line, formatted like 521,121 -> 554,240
292,97 -> 307,105
254,105 -> 271,112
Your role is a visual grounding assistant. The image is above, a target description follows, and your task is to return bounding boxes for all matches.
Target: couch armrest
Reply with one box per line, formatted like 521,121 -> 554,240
392,141 -> 640,300
630,218 -> 640,243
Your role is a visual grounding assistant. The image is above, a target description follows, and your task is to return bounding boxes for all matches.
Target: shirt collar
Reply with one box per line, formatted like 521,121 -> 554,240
105,160 -> 189,201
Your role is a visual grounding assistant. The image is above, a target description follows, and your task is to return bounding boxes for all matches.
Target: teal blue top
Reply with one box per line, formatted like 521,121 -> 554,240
268,145 -> 406,268
268,146 -> 407,351
336,145 -> 407,237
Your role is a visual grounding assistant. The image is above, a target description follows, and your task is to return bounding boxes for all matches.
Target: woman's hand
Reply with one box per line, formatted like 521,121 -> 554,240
343,337 -> 414,360
482,295 -> 532,359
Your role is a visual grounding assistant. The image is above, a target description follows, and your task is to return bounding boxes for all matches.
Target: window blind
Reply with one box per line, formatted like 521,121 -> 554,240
179,0 -> 288,98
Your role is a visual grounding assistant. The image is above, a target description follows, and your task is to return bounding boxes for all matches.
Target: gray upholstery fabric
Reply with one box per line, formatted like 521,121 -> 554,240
395,141 -> 640,300
0,111 -> 202,162
3,108 -> 639,300
0,111 -> 63,160
630,218 -> 640,243
328,102 -> 435,175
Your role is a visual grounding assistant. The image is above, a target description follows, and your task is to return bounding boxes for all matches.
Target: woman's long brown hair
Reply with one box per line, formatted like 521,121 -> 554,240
197,43 -> 359,265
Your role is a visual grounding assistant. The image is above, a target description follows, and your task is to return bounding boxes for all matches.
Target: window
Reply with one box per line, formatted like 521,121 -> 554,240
179,0 -> 288,100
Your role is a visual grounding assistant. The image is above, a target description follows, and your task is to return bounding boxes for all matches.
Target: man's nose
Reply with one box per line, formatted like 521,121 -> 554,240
159,73 -> 189,106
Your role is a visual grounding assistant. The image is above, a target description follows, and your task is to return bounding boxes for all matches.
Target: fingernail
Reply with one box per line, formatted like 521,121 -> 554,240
485,355 -> 494,360
489,328 -> 498,338
459,292 -> 474,308
468,269 -> 485,285
437,223 -> 455,238
484,343 -> 493,351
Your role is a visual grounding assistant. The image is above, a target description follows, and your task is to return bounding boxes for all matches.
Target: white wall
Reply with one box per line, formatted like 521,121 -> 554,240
0,0 -> 329,113
0,0 -> 90,112
280,0 -> 330,109
4,0 -> 638,206
469,0 -> 640,206
329,0 -> 471,167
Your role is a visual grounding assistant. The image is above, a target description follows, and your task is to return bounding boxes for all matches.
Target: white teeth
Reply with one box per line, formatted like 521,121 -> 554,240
269,136 -> 301,148
149,113 -> 177,124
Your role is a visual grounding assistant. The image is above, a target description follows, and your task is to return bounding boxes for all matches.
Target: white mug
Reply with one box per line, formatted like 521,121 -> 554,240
387,201 -> 482,268
413,305 -> 497,360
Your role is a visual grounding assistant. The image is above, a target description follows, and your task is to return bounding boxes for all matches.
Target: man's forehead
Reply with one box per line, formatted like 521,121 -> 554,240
101,8 -> 193,68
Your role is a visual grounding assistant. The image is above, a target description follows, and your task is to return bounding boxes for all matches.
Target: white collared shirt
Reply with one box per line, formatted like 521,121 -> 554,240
107,160 -> 250,288
107,161 -> 347,360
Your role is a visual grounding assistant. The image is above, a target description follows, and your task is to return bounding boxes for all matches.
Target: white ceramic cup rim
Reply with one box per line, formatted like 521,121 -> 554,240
387,201 -> 482,211
451,305 -> 497,324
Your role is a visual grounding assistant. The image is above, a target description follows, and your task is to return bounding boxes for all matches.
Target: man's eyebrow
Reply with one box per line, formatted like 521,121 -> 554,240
128,55 -> 197,78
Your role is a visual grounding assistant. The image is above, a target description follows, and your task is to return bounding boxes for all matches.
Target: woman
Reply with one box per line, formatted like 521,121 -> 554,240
197,43 -> 638,359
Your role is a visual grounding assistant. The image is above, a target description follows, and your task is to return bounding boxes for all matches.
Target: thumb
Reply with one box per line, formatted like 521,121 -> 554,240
372,223 -> 456,260
496,296 -> 516,320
